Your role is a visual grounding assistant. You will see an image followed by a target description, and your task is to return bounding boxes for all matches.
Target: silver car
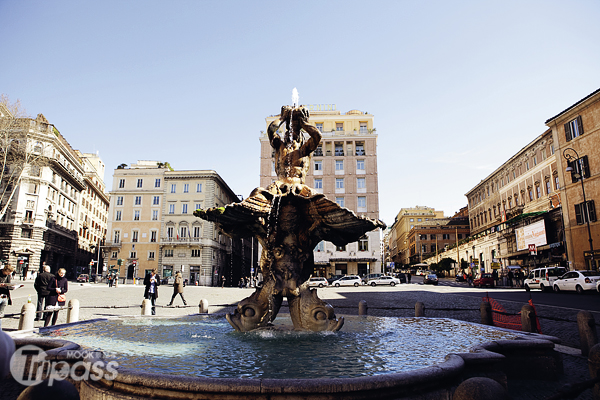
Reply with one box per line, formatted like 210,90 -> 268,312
553,270 -> 600,294
307,277 -> 329,288
367,276 -> 401,287
331,276 -> 363,287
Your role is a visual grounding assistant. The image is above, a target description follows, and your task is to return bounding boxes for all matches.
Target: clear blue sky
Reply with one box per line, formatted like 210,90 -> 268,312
1,0 -> 599,226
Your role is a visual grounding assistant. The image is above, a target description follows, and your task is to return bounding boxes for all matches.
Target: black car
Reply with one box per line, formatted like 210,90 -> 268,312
327,275 -> 344,285
394,273 -> 407,283
455,274 -> 466,282
423,274 -> 439,285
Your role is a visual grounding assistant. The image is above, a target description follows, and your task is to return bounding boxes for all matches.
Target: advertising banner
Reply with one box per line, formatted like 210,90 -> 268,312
516,220 -> 547,251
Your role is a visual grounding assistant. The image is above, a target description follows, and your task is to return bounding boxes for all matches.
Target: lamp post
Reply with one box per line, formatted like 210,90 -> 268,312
563,147 -> 595,271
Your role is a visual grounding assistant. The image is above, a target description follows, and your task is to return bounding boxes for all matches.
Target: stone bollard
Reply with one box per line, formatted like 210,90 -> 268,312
453,377 -> 509,400
141,299 -> 152,315
415,302 -> 425,317
480,301 -> 493,326
358,300 -> 368,316
67,299 -> 79,324
18,302 -> 36,331
588,343 -> 600,399
578,310 -> 598,357
199,299 -> 209,314
521,304 -> 538,333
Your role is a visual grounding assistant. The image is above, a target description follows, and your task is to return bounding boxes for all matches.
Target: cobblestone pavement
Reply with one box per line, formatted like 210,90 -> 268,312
0,279 -> 595,399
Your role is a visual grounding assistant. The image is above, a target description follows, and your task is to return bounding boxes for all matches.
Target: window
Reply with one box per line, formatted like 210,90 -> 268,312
155,178 -> 161,188
195,203 -> 202,211
565,116 -> 584,141
526,162 -> 529,171
314,160 -> 322,171
182,204 -> 188,214
171,184 -> 176,193
357,177 -> 366,189
134,210 -> 140,220
356,159 -> 365,171
135,196 -> 141,205
410,218 -> 414,222
196,183 -> 202,193
183,184 -> 189,193
335,178 -> 344,189
150,231 -> 157,242
137,179 -> 143,188
316,123 -> 323,133
358,236 -> 368,251
152,210 -> 158,220
116,196 -> 123,206
430,234 -> 436,240
458,234 -> 463,239
167,226 -> 174,238
421,244 -> 427,253
169,204 -> 175,214
132,231 -> 138,242
515,194 -> 519,205
314,241 -> 325,252
528,188 -> 533,201
357,196 -> 366,210
165,249 -> 174,257
148,251 -> 155,260
555,176 -> 560,190
542,148 -> 547,160
119,179 -> 125,188
111,251 -> 118,259
356,143 -> 365,156
508,198 -> 513,208
443,234 -> 450,240
314,145 -> 323,156
533,155 -> 537,166
335,160 -> 344,171
335,197 -> 345,207
536,186 -> 541,199
575,200 -> 597,225
546,180 -> 551,195
336,244 -> 346,252
153,196 -> 160,205
115,210 -> 122,221
336,123 -> 343,131
359,123 -> 367,134
192,249 -> 201,257
568,156 -> 590,183
431,245 -> 437,252
334,144 -> 344,156
113,231 -> 120,243
21,229 -> 32,238
130,251 -> 136,259
314,179 -> 323,189
193,226 -> 201,238
180,226 -> 188,238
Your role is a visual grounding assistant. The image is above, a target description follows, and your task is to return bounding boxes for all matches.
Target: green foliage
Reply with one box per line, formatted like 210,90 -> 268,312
117,163 -> 127,169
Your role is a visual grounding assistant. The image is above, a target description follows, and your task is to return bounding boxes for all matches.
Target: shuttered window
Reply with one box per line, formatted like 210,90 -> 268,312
575,200 -> 597,225
564,116 -> 584,141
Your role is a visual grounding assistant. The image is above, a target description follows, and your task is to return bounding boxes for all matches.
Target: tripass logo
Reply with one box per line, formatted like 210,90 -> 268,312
10,345 -> 118,386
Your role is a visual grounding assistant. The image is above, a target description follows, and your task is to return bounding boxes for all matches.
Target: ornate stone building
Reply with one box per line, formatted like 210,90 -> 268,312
259,106 -> 382,278
0,108 -> 102,277
546,88 -> 600,270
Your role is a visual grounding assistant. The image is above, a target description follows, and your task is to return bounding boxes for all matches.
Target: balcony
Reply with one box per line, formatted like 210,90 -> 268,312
22,217 -> 35,225
161,237 -> 201,244
104,241 -> 122,249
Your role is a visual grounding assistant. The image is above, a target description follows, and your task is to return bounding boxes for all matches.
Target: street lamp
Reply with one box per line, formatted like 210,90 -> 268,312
563,147 -> 595,271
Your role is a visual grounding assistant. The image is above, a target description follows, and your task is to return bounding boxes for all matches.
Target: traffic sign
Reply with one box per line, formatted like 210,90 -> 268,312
528,244 -> 537,255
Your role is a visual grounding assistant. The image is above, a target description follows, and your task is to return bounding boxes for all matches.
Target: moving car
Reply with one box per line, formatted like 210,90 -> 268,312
473,273 -> 494,288
367,276 -> 401,287
423,274 -> 438,285
455,274 -> 466,282
308,277 -> 329,288
331,276 -> 363,287
524,267 -> 568,292
553,270 -> 600,294
76,274 -> 89,283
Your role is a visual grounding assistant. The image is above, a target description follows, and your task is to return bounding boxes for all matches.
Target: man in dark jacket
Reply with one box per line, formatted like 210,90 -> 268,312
0,265 -> 16,328
34,265 -> 54,321
143,269 -> 160,315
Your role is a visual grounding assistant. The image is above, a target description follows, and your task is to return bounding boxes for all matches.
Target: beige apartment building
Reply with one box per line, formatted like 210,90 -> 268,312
546,88 -> 600,270
106,162 -> 256,286
260,106 -> 382,278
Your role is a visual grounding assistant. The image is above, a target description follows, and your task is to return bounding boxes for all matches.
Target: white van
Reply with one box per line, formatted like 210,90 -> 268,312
524,267 -> 568,292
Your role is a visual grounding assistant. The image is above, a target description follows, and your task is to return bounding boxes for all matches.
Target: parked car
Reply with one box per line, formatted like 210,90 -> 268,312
308,277 -> 329,288
327,275 -> 344,285
524,267 -> 568,292
362,273 -> 384,284
161,277 -> 175,285
367,276 -> 401,287
416,269 -> 426,276
554,270 -> 600,294
331,276 -> 363,287
473,273 -> 494,288
76,274 -> 89,283
423,274 -> 438,285
395,273 -> 407,283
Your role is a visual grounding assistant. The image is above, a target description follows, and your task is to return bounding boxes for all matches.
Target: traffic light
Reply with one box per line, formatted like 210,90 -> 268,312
117,259 -> 122,266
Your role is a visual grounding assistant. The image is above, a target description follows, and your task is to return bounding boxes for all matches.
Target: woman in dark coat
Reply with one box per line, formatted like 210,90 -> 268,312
45,268 -> 68,327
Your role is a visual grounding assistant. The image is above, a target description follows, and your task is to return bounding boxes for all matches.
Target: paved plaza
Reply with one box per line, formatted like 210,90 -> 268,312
0,279 -> 596,399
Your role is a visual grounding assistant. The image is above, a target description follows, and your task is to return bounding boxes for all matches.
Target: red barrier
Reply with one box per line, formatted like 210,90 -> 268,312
482,296 -> 542,334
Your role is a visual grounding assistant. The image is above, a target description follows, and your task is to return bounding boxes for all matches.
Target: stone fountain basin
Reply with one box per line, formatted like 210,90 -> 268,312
11,314 -> 563,399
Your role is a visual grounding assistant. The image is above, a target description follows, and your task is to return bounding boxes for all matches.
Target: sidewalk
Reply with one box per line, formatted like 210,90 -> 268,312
0,281 -> 595,399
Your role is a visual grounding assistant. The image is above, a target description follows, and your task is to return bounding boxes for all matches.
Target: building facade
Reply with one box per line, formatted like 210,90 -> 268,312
259,106 -> 382,278
546,88 -> 600,270
105,161 -> 256,286
0,109 -> 102,277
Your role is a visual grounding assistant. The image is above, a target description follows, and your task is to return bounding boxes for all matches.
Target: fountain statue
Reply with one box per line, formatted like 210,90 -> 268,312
194,103 -> 385,332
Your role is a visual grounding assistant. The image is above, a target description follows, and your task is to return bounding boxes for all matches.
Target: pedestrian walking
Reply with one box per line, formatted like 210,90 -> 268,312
143,269 -> 160,315
221,275 -> 225,288
517,270 -> 524,288
407,271 -> 412,284
108,274 -> 113,287
34,265 -> 54,322
45,268 -> 68,327
508,270 -> 514,287
21,266 -> 28,281
167,271 -> 187,306
492,269 -> 498,286
0,265 -> 16,330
